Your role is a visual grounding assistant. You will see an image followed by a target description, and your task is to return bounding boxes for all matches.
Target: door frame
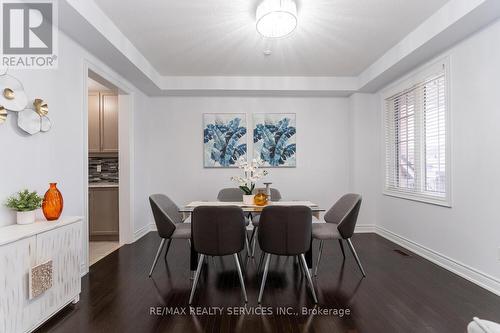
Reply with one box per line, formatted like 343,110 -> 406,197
81,59 -> 135,275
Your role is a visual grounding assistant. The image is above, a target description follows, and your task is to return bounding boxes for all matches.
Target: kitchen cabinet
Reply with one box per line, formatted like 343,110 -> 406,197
89,187 -> 119,241
88,92 -> 118,154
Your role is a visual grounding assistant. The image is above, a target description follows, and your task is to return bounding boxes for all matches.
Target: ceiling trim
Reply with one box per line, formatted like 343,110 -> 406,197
358,0 -> 500,92
60,0 -> 500,96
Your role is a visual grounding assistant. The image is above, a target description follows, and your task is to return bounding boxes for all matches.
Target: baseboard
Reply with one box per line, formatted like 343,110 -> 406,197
133,223 -> 152,241
354,224 -> 376,233
375,225 -> 500,296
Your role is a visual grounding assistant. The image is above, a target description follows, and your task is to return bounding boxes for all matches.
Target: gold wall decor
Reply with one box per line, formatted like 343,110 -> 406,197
33,98 -> 48,116
3,88 -> 14,100
0,71 -> 52,133
29,260 -> 53,299
0,106 -> 6,124
0,75 -> 27,111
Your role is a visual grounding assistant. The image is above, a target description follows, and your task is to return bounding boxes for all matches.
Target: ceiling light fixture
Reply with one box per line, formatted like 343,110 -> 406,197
256,0 -> 297,38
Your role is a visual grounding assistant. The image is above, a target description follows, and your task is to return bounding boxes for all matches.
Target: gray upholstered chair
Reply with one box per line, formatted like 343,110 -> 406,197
257,206 -> 317,304
312,193 -> 365,277
148,194 -> 191,277
217,188 -> 244,202
189,206 -> 248,304
217,188 -> 253,255
249,188 -> 282,257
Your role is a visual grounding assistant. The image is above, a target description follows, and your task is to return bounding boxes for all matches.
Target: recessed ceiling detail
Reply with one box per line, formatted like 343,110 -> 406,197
94,0 -> 449,77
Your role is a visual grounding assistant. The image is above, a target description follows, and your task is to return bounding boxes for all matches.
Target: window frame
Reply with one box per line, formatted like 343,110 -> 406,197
381,58 -> 452,207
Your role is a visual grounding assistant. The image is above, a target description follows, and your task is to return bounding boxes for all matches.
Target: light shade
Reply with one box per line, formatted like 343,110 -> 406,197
256,0 -> 297,38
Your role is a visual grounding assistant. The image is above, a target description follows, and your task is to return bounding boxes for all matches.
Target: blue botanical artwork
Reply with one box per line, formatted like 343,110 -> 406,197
203,114 -> 247,167
253,113 -> 296,167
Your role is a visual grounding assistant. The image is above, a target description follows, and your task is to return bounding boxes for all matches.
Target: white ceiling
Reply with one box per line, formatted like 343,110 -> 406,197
94,0 -> 449,77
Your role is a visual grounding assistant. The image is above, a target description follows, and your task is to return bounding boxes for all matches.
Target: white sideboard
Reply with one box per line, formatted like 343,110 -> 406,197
0,217 -> 82,333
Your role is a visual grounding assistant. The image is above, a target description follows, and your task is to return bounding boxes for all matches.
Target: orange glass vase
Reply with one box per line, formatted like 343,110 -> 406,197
42,183 -> 63,221
254,190 -> 268,206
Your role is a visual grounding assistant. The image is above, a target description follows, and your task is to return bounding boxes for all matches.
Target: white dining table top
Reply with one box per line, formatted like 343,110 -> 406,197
179,201 -> 324,212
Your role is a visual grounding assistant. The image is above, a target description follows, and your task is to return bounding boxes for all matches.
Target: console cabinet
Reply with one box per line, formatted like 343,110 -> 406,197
0,217 -> 82,333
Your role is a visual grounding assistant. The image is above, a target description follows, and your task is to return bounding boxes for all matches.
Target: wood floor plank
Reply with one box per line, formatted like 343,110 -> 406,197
35,233 -> 500,333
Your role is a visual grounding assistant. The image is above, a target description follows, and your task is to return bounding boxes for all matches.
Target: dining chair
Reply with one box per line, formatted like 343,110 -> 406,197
217,188 -> 244,202
148,194 -> 191,277
257,206 -> 317,304
249,188 -> 282,257
312,193 -> 366,277
189,206 -> 248,304
217,188 -> 252,256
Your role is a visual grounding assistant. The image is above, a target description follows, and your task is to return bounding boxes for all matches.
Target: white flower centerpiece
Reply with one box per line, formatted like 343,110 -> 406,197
231,157 -> 269,205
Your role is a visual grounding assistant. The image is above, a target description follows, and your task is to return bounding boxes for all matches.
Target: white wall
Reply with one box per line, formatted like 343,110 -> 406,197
0,31 -> 152,275
348,93 -> 380,227
137,96 -> 353,225
354,20 -> 500,291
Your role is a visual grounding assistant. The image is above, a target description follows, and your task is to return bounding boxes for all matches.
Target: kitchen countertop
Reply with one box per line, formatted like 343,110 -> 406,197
89,182 -> 119,188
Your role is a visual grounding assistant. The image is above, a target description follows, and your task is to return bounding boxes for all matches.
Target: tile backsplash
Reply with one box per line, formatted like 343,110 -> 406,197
89,156 -> 118,183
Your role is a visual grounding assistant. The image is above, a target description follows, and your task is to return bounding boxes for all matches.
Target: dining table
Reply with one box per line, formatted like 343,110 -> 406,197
179,201 -> 325,273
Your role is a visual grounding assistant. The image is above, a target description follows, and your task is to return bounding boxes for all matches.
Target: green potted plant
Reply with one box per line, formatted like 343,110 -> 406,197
5,189 -> 43,225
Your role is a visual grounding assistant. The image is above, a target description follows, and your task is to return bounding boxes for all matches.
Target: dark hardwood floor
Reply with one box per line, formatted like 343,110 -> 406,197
37,232 -> 500,333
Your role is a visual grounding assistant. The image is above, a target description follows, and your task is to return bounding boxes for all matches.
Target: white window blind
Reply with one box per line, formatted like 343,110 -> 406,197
384,67 -> 449,205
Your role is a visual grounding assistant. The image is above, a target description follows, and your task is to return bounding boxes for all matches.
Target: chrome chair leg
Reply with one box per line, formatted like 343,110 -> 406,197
314,240 -> 324,277
346,238 -> 366,277
189,254 -> 205,304
258,253 -> 271,303
297,255 -> 305,276
237,252 -> 246,274
300,254 -> 318,303
338,239 -> 346,259
149,239 -> 166,277
164,239 -> 172,261
257,252 -> 265,274
233,254 -> 248,302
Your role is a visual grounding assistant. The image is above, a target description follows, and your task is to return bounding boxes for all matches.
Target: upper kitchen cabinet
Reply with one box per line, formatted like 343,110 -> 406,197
88,92 -> 118,154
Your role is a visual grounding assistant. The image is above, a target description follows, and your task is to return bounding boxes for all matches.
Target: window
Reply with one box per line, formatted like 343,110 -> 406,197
384,64 -> 450,206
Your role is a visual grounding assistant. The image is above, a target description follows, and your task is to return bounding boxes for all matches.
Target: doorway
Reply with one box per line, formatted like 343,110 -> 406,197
82,62 -> 134,275
87,73 -> 120,266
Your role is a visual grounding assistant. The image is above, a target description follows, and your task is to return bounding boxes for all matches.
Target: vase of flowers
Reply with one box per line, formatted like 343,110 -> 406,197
231,157 -> 268,205
5,189 -> 44,225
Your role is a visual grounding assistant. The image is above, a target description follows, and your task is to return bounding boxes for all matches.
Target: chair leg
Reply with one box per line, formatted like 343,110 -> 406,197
300,254 -> 318,303
257,252 -> 265,274
163,239 -> 172,261
258,253 -> 271,303
346,238 -> 366,277
338,239 -> 346,259
233,254 -> 248,303
251,226 -> 258,258
149,239 -> 166,277
297,255 -> 305,276
237,252 -> 246,274
314,240 -> 324,277
249,227 -> 256,246
189,254 -> 205,304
